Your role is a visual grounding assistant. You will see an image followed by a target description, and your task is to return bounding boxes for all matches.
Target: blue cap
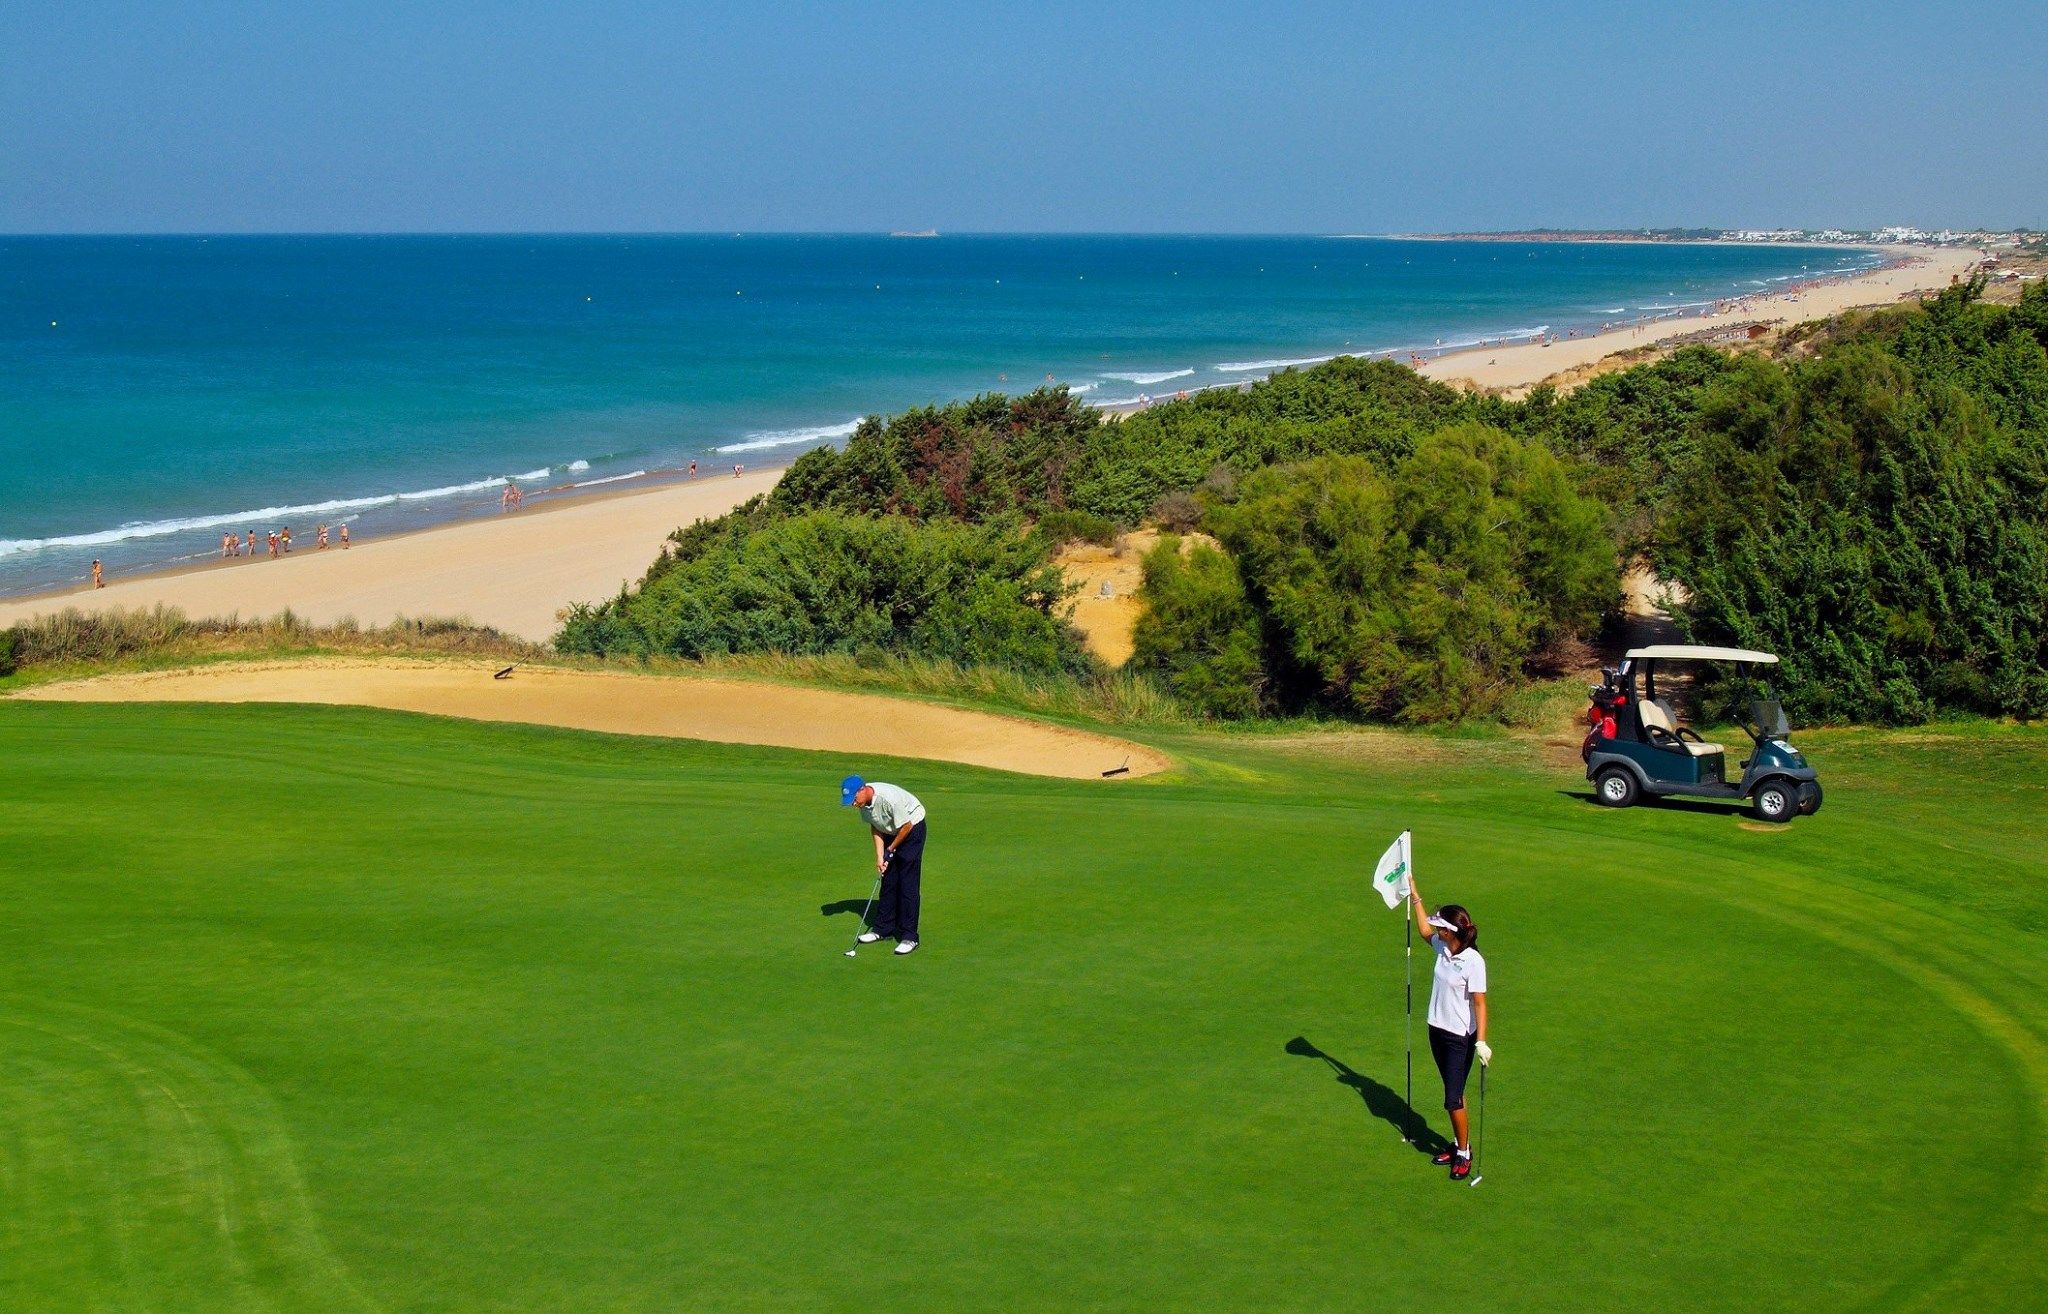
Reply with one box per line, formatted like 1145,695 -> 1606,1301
840,775 -> 865,806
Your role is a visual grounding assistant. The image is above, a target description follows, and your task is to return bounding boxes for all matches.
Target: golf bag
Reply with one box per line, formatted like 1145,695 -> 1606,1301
1581,668 -> 1627,762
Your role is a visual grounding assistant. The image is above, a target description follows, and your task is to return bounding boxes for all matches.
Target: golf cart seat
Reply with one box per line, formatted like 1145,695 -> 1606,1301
1637,699 -> 1724,757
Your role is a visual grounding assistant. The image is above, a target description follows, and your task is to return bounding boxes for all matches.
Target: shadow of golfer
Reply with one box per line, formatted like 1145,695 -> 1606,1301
820,899 -> 870,918
1285,1036 -> 1448,1155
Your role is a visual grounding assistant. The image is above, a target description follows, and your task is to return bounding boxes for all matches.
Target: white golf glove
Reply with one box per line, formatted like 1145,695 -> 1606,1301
1475,1041 -> 1493,1066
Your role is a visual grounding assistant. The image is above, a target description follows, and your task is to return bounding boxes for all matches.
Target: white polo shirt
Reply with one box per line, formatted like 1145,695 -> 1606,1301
1427,938 -> 1488,1035
857,781 -> 925,836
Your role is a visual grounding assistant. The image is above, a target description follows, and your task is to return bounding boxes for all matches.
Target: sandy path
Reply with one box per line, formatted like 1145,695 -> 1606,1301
1419,246 -> 1981,392
0,472 -> 779,644
11,661 -> 1174,780
1055,532 -> 1157,667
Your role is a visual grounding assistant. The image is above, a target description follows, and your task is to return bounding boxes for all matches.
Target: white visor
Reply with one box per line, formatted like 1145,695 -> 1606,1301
1427,915 -> 1459,933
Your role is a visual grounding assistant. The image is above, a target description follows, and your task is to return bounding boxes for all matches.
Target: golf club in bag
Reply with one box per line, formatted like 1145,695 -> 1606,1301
843,869 -> 884,957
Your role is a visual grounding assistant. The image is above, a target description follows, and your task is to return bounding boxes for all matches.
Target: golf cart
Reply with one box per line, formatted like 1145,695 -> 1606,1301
1581,645 -> 1822,823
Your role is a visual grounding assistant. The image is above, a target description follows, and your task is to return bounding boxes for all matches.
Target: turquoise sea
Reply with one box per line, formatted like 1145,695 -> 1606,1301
0,235 -> 1877,595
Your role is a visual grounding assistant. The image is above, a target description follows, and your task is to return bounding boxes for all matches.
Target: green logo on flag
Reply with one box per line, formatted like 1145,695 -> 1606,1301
1382,860 -> 1407,886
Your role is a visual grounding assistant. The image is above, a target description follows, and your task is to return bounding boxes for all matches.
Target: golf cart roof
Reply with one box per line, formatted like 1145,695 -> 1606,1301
1625,645 -> 1779,664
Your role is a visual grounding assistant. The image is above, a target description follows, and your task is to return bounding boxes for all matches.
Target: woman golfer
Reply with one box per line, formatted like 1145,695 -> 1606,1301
1408,877 -> 1490,1180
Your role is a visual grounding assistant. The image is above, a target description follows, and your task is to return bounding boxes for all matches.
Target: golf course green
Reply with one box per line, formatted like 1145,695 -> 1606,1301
2,689 -> 2043,1311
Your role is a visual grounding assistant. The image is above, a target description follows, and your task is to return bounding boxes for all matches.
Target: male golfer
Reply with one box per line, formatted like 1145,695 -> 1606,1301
840,775 -> 925,955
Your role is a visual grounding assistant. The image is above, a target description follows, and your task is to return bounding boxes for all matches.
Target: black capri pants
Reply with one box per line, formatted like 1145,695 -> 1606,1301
1429,1024 -> 1477,1111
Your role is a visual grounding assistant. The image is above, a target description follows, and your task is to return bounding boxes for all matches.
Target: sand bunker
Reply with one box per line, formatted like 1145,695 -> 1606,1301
13,661 -> 1172,781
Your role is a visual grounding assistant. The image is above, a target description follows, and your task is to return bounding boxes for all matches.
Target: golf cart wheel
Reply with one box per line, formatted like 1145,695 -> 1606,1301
1798,779 -> 1824,815
1594,766 -> 1639,808
1752,778 -> 1799,823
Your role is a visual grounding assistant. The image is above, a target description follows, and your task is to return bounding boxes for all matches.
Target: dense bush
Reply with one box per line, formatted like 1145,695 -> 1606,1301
770,390 -> 1102,521
1515,346 -> 1756,548
1655,283 -> 2048,722
1143,425 -> 1615,721
0,626 -> 18,677
557,509 -> 1093,677
1128,537 -> 1267,718
771,359 -> 1479,526
1031,507 -> 1119,548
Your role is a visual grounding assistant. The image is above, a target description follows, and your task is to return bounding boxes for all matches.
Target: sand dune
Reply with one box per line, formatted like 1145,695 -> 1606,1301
12,660 -> 1174,780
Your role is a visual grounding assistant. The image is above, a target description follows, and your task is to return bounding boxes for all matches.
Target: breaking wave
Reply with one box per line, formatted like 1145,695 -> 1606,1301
714,419 -> 860,455
0,460 -> 590,558
1101,369 -> 1195,385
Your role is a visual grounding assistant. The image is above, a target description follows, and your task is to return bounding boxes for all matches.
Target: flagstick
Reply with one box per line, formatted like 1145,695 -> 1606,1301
1403,830 -> 1415,1142
1403,909 -> 1413,1141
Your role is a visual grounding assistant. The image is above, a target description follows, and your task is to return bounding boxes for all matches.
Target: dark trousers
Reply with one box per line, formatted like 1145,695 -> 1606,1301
874,820 -> 926,940
1429,1025 -> 1477,1112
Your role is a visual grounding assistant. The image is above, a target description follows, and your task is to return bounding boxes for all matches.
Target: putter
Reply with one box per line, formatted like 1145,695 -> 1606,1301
1468,1063 -> 1486,1187
843,871 -> 883,957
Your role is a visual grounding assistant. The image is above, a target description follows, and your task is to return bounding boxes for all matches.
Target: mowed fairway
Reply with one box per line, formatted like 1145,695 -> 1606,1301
1,697 -> 2043,1311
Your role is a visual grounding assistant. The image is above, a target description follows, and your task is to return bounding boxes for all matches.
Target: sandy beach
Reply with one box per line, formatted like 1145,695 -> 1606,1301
0,245 -> 1982,646
1417,245 -> 1982,392
0,471 -> 779,643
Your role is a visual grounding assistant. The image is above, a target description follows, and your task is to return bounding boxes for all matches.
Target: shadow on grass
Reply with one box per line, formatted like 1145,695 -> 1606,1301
1555,787 -> 1750,817
820,898 -> 870,918
1285,1036 -> 1448,1155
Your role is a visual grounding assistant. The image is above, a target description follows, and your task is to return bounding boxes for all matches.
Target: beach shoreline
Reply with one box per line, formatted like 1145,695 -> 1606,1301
1413,244 -> 1982,392
0,469 -> 784,643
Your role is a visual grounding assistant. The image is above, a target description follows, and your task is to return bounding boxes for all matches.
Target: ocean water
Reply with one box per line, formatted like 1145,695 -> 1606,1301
0,234 -> 1875,595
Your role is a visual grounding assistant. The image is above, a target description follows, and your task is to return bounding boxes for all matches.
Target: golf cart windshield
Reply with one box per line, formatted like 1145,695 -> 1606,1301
1749,698 -> 1790,738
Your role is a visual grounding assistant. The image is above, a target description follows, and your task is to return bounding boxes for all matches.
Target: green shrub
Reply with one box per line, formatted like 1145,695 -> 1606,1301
1161,425 -> 1616,723
768,359 -> 1479,528
0,626 -> 18,677
1129,537 -> 1267,718
557,510 -> 1093,677
1033,508 -> 1119,548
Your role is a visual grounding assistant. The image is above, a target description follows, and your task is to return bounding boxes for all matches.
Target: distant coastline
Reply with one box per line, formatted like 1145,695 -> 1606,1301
1368,225 -> 2035,247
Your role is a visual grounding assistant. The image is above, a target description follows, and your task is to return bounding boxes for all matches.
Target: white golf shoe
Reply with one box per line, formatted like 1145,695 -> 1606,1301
893,940 -> 919,955
857,931 -> 883,943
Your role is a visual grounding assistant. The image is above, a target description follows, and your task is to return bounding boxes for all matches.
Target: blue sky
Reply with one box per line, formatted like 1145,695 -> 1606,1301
3,0 -> 2042,233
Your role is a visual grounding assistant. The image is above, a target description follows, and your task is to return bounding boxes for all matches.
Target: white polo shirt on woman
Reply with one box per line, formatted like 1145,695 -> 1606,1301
1428,939 -> 1488,1035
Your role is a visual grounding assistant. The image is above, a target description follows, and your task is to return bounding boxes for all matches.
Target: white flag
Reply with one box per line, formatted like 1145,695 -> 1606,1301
1372,831 -> 1412,909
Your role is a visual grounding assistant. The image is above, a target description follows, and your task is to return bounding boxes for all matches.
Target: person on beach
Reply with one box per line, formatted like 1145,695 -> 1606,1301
281,527 -> 292,552
339,524 -> 350,548
267,531 -> 279,558
688,460 -> 698,478
221,532 -> 234,558
317,523 -> 328,549
841,776 -> 927,955
246,530 -> 256,556
1407,875 -> 1490,1181
501,482 -> 522,511
734,464 -> 743,478
91,559 -> 104,588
